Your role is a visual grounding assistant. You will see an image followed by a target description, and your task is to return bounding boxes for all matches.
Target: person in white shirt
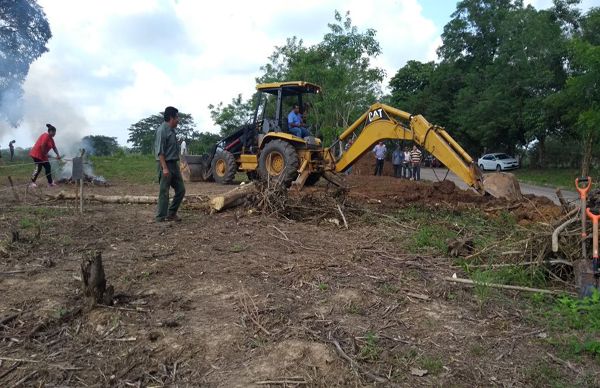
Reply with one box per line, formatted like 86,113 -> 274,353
402,147 -> 412,179
372,141 -> 386,176
180,139 -> 187,155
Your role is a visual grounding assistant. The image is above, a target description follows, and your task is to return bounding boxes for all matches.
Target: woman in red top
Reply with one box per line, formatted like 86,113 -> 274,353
29,124 -> 61,187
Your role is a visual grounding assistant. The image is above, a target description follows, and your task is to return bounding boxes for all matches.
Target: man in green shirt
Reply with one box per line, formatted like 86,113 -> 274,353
155,106 -> 186,222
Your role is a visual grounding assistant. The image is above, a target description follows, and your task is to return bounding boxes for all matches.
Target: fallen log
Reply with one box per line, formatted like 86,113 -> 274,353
209,182 -> 256,212
47,191 -> 208,204
48,191 -> 157,203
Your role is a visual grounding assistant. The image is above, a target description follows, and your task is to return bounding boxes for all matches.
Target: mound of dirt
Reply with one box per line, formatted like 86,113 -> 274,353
345,175 -> 486,205
350,154 -> 395,176
340,175 -> 563,224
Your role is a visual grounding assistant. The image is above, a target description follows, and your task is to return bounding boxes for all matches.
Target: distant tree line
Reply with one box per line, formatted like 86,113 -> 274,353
205,1 -> 600,173
123,1 -> 599,173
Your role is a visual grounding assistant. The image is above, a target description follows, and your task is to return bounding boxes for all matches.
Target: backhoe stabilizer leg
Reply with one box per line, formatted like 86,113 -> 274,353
291,159 -> 310,191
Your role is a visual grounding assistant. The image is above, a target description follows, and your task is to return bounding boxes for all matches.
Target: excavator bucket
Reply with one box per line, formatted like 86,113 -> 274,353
482,172 -> 523,201
180,154 -> 212,182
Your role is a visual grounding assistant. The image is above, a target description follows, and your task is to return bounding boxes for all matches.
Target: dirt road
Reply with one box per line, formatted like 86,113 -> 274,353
418,168 -> 577,205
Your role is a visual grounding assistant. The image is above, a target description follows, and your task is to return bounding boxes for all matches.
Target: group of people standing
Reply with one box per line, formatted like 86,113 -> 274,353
372,141 -> 422,180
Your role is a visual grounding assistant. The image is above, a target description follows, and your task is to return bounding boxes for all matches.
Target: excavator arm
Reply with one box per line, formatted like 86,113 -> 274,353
326,103 -> 485,194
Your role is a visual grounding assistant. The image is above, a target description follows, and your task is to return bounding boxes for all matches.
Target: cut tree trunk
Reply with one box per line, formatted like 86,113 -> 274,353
47,191 -> 208,204
81,251 -> 114,306
209,182 -> 256,212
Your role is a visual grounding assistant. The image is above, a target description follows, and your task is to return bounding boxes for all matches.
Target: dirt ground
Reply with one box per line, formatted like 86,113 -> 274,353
0,175 -> 598,387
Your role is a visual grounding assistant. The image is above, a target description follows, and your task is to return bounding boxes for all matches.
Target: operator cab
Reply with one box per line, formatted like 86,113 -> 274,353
253,81 -> 321,146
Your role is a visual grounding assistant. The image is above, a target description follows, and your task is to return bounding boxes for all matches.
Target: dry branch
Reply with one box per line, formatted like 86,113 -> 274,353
444,276 -> 572,295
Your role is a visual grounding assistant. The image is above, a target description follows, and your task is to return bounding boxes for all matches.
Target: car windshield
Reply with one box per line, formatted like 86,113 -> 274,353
495,154 -> 511,160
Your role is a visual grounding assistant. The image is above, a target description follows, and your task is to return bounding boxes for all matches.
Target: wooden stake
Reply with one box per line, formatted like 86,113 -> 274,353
79,178 -> 83,214
7,176 -> 20,201
79,149 -> 85,214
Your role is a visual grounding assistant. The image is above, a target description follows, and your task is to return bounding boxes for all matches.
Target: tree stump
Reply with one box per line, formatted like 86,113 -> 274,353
81,251 -> 114,306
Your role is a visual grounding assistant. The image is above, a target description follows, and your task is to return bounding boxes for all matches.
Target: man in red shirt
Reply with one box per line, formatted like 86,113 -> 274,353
29,124 -> 61,188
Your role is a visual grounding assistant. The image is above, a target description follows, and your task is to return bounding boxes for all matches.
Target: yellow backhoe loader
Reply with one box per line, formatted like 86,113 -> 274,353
182,81 -> 521,200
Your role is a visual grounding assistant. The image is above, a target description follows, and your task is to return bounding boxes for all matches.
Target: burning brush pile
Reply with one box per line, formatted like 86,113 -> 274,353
56,158 -> 109,186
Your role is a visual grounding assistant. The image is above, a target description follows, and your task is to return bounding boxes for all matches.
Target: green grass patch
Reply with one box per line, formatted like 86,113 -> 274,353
464,266 -> 547,289
358,331 -> 380,361
524,360 -> 567,388
410,224 -> 457,254
418,355 -> 444,376
395,205 -> 520,258
318,282 -> 329,291
19,217 -> 38,229
514,168 -> 598,190
90,154 -> 156,184
552,290 -> 600,331
529,290 -> 600,361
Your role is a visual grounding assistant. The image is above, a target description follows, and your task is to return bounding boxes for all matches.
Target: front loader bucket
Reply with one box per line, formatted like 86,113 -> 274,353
482,172 -> 523,201
180,154 -> 213,182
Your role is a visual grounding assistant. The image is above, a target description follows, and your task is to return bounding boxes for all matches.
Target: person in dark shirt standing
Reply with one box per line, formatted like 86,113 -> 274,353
9,140 -> 15,161
155,106 -> 186,222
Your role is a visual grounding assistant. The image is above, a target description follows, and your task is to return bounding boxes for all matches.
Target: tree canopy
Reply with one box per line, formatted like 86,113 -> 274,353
0,0 -> 51,126
210,11 -> 385,145
82,135 -> 119,156
127,113 -> 196,154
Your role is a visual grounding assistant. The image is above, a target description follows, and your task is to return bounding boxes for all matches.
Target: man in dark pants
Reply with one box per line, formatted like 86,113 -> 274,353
372,141 -> 386,176
155,106 -> 186,222
9,140 -> 15,161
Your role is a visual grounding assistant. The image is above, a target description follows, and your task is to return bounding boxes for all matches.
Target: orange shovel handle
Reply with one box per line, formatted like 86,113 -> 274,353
586,208 -> 600,259
576,177 -> 592,199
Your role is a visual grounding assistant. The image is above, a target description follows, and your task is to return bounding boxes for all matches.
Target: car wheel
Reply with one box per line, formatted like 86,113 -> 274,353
479,164 -> 485,171
496,164 -> 502,172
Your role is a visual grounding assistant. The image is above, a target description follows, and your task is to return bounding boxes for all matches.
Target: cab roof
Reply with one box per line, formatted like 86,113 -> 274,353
256,81 -> 321,96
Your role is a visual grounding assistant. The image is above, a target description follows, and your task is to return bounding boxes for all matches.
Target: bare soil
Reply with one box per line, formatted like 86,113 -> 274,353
0,176 -> 597,387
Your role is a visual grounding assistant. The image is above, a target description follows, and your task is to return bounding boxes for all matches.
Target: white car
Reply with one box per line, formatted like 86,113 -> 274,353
478,153 -> 519,171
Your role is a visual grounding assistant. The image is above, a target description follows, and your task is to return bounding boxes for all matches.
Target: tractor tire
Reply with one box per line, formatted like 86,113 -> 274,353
211,150 -> 237,184
258,140 -> 299,186
304,173 -> 321,186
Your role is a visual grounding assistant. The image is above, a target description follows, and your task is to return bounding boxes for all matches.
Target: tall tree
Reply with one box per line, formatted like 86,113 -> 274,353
209,11 -> 385,145
389,60 -> 436,114
0,0 -> 51,125
208,94 -> 254,137
81,135 -> 119,156
127,112 -> 196,154
188,131 -> 221,155
432,0 -> 575,161
550,7 -> 600,175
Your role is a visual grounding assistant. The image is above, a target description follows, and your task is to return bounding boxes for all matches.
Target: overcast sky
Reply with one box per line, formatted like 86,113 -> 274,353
0,0 -> 597,153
